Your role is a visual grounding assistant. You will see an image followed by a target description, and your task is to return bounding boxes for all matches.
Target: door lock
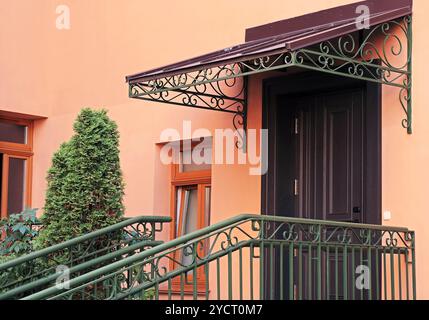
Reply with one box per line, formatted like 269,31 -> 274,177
352,206 -> 361,223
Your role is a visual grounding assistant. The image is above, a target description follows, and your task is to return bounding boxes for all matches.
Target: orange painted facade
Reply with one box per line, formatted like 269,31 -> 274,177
1,0 -> 429,299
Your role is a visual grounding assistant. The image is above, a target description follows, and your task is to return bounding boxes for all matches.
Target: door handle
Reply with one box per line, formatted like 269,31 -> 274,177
352,206 -> 361,223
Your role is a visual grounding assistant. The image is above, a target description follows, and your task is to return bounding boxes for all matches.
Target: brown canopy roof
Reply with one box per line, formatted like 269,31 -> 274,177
126,0 -> 412,84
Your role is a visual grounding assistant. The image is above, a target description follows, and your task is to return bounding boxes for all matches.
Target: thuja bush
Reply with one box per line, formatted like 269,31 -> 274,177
35,108 -> 125,248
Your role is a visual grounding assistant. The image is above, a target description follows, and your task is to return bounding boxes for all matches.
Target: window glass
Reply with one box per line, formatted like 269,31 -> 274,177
7,157 -> 27,215
178,146 -> 212,173
181,188 -> 198,236
204,186 -> 211,227
0,121 -> 27,144
175,188 -> 182,236
171,140 -> 211,281
175,186 -> 199,267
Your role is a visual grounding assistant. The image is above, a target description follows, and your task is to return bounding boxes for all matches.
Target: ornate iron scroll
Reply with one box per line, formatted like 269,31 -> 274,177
0,217 -> 168,299
129,64 -> 248,149
36,214 -> 415,301
129,15 -> 413,148
295,15 -> 412,133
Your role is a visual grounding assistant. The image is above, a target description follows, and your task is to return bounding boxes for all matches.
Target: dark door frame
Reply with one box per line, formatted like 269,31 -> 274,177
260,71 -> 382,299
261,71 -> 382,225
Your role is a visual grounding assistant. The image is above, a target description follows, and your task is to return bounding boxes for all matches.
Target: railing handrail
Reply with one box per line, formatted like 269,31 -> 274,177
0,215 -> 171,271
22,214 -> 414,300
0,240 -> 163,300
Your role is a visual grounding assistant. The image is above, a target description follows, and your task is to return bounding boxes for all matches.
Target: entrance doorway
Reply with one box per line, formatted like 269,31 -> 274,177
261,72 -> 382,299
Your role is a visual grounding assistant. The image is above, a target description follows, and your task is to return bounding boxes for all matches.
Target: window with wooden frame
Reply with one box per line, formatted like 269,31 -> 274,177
0,116 -> 33,219
169,141 -> 211,293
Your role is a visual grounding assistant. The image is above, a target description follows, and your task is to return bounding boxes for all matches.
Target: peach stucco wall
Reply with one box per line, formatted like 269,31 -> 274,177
1,0 -> 429,298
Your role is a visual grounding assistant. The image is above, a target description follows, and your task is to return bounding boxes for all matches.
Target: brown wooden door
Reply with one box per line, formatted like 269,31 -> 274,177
276,87 -> 372,300
262,73 -> 381,300
277,88 -> 365,223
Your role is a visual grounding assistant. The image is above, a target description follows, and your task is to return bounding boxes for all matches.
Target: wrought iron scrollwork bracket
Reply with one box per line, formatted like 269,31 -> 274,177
129,15 -> 412,150
292,15 -> 413,133
129,64 -> 249,150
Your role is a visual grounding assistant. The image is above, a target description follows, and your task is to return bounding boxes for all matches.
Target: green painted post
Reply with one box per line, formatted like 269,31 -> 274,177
317,225 -> 322,300
250,243 -> 254,300
239,247 -> 243,300
228,251 -> 232,300
288,243 -> 293,300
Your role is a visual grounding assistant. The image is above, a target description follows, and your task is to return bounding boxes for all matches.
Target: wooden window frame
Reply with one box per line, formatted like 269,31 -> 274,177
0,117 -> 33,153
170,142 -> 211,183
0,116 -> 33,219
167,147 -> 211,294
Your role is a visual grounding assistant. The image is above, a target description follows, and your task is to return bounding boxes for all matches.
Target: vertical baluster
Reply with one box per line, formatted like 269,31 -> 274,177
398,248 -> 402,300
326,246 -> 330,300
279,242 -> 282,300
375,247 -> 380,300
239,247 -> 243,300
127,266 -> 132,292
366,230 -> 372,301
193,265 -> 198,300
288,243 -> 294,300
205,262 -> 210,300
368,243 -> 372,301
405,248 -> 410,300
270,243 -> 274,300
298,243 -> 302,300
343,245 -> 348,300
228,251 -> 232,300
180,273 -> 185,300
250,243 -> 254,300
390,247 -> 395,300
279,242 -> 284,300
308,244 -> 312,300
260,241 -> 264,300
360,247 -> 363,301
141,282 -> 146,301
113,275 -> 119,300
351,247 -> 355,301
193,242 -> 198,300
317,226 -> 322,300
155,281 -> 159,300
216,257 -> 221,300
167,278 -> 172,300
335,246 -> 339,300
411,237 -> 416,300
94,279 -> 98,299
383,248 -> 387,300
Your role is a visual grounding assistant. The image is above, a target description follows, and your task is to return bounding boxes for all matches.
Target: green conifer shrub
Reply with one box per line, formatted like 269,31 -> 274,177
35,108 -> 125,248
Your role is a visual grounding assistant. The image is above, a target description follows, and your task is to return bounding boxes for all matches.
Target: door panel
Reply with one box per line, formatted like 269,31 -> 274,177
323,91 -> 364,223
263,74 -> 381,300
275,87 -> 368,300
277,89 -> 365,223
326,104 -> 351,218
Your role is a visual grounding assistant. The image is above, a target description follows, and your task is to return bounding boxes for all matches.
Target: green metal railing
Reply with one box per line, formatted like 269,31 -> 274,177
0,215 -> 170,298
21,214 -> 416,300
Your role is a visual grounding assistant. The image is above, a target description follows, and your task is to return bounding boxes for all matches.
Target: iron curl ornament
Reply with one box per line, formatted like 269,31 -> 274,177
129,15 -> 413,148
20,214 -> 415,300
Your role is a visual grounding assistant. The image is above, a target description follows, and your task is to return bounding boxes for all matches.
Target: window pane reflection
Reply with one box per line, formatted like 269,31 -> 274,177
7,158 -> 27,214
0,122 -> 27,144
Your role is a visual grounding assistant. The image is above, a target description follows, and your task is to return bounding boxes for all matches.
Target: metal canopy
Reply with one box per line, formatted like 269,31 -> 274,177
126,0 -> 412,149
